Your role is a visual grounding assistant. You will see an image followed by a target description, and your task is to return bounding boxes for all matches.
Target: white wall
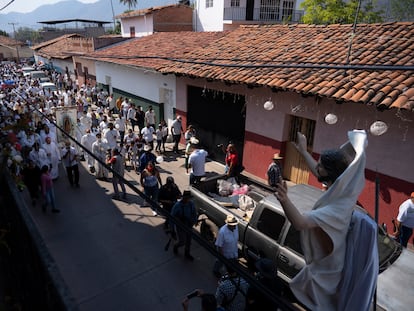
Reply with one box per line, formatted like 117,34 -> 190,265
120,15 -> 154,38
195,0 -> 225,31
95,61 -> 176,126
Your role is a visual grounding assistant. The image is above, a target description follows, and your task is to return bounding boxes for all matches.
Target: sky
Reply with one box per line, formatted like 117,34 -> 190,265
0,0 -> 98,14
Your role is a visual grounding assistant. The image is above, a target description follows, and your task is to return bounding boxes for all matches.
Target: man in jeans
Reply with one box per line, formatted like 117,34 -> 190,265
171,115 -> 183,153
171,191 -> 198,261
213,215 -> 239,278
61,141 -> 80,188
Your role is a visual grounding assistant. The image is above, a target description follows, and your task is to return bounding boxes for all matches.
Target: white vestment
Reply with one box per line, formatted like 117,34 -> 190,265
291,130 -> 368,311
42,141 -> 61,179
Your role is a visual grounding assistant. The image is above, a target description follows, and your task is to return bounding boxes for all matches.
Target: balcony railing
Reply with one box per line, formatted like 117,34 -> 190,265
224,7 -> 304,23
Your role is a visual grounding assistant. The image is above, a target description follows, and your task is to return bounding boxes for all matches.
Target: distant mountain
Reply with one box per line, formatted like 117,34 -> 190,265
0,0 -> 179,34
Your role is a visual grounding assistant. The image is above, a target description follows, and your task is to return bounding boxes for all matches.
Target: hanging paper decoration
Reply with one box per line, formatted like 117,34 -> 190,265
325,113 -> 338,125
370,121 -> 388,136
263,100 -> 274,111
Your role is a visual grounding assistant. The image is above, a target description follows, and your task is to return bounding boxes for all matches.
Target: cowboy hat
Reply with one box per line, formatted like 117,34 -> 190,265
273,153 -> 283,160
225,215 -> 238,226
182,190 -> 193,198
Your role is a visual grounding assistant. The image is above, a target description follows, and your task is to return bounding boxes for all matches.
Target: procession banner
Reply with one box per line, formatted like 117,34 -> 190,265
55,107 -> 77,144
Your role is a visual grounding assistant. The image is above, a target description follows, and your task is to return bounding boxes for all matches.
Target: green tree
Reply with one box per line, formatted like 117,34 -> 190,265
300,0 -> 384,24
107,21 -> 121,35
120,0 -> 138,10
391,0 -> 414,21
0,30 -> 9,37
15,27 -> 40,44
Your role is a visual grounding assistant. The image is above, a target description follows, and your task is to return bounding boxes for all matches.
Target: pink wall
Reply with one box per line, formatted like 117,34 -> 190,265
176,77 -> 414,232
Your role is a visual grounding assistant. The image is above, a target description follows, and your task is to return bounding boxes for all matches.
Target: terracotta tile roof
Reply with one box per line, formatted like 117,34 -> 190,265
157,22 -> 414,111
83,31 -> 227,70
31,34 -> 82,51
115,4 -> 184,19
0,35 -> 23,47
33,34 -> 94,59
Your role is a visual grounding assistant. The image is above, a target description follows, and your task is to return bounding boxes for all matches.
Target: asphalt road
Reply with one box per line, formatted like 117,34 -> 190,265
24,146 -> 227,311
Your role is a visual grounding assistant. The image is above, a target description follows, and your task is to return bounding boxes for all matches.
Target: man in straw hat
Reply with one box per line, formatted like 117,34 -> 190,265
213,215 -> 239,278
266,153 -> 283,188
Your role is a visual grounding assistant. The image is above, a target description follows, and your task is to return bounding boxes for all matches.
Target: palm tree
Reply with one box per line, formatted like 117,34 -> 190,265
119,0 -> 138,10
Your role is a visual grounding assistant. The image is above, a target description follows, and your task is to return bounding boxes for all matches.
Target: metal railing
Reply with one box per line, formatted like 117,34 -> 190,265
224,7 -> 304,23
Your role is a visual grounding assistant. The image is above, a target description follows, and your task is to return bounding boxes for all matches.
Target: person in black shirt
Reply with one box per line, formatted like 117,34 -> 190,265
159,176 -> 182,230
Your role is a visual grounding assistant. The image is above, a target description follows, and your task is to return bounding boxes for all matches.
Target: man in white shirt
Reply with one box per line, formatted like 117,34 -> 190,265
141,123 -> 155,150
213,215 -> 239,278
127,103 -> 137,132
394,192 -> 414,247
42,136 -> 61,179
103,122 -> 119,151
188,138 -> 208,185
171,115 -> 183,153
81,129 -> 96,173
145,105 -> 156,129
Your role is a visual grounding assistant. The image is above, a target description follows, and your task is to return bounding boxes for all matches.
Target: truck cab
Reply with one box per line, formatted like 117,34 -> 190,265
191,175 -> 402,284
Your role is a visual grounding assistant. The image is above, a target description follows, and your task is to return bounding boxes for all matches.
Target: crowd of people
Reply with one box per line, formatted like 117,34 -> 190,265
4,61 -> 396,311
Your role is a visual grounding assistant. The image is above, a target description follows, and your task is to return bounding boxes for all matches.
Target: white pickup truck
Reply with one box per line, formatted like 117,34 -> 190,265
191,174 -> 403,289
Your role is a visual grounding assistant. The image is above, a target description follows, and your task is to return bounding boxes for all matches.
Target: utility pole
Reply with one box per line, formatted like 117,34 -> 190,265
110,0 -> 116,31
8,22 -> 20,63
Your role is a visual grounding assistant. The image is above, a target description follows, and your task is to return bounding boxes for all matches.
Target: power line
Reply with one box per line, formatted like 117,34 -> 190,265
8,21 -> 20,63
0,0 -> 14,11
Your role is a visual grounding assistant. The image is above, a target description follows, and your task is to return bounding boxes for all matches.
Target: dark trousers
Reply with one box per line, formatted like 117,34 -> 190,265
400,225 -> 413,247
174,228 -> 192,254
189,173 -> 202,185
119,131 -> 125,146
172,134 -> 181,152
66,164 -> 79,186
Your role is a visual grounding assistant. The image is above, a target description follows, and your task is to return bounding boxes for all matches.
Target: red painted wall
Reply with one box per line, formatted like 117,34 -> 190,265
243,130 -> 414,234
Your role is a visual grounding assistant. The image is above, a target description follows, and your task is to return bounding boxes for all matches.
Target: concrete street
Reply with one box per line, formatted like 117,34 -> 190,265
23,144 -> 229,311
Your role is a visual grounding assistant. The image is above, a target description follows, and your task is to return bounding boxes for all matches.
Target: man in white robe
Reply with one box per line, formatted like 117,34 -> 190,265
91,132 -> 109,180
42,136 -> 61,179
81,129 -> 96,172
275,130 -> 376,311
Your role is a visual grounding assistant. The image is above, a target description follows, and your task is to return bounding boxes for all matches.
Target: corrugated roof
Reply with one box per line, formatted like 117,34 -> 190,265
155,22 -> 414,111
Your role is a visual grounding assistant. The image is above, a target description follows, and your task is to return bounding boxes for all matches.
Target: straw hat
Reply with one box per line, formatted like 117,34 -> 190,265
225,215 -> 238,226
273,153 -> 283,160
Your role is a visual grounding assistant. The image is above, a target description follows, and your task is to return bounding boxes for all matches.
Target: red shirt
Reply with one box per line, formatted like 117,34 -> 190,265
225,152 -> 238,167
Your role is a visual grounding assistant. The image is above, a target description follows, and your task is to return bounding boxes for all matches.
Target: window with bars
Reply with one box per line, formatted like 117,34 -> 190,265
231,0 -> 240,6
259,0 -> 280,20
206,0 -> 213,8
282,0 -> 294,20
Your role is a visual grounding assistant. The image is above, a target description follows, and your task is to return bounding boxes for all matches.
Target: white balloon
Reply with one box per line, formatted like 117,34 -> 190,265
263,100 -> 274,111
370,121 -> 388,136
115,124 -> 120,129
156,156 -> 164,163
325,113 -> 338,125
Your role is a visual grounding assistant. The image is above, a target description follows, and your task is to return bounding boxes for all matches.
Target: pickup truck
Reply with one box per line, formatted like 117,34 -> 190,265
191,174 -> 402,284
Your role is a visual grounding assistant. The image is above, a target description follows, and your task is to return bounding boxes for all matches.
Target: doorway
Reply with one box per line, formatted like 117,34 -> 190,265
187,86 -> 246,163
284,116 -> 315,184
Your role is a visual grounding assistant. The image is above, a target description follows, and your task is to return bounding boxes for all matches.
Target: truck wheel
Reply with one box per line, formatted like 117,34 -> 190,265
200,218 -> 218,244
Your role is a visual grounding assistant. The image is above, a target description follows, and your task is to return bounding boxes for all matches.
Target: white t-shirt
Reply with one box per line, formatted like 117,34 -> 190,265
189,149 -> 208,176
397,198 -> 414,228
